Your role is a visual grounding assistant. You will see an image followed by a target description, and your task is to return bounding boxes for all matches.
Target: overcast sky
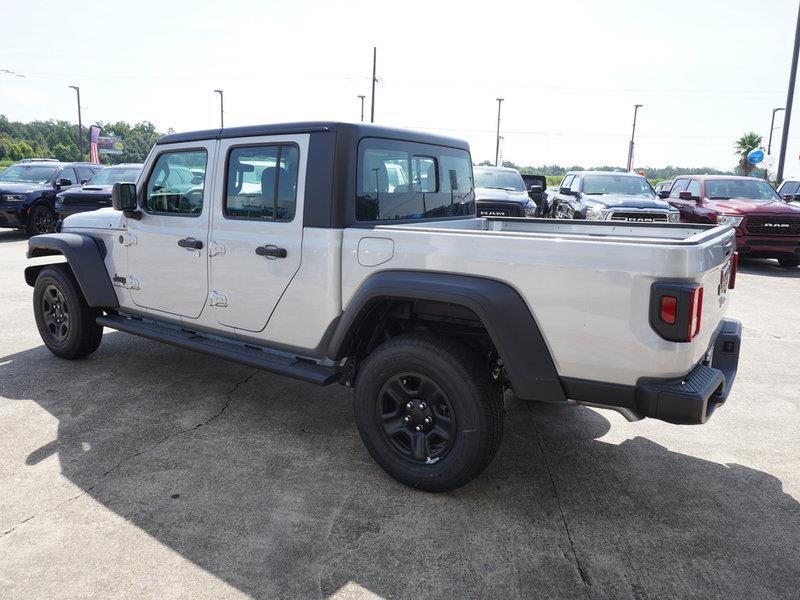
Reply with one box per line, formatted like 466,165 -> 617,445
1,0 -> 799,172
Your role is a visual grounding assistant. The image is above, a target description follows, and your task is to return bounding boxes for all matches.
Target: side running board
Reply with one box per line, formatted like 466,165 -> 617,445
97,314 -> 340,386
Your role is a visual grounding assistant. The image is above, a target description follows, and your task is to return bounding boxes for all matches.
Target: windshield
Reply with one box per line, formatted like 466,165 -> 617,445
86,167 -> 141,185
474,169 -> 525,192
0,165 -> 58,184
583,175 -> 654,196
705,179 -> 781,202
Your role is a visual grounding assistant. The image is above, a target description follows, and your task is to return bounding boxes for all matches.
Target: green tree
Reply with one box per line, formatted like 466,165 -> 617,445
734,132 -> 762,175
52,142 -> 81,162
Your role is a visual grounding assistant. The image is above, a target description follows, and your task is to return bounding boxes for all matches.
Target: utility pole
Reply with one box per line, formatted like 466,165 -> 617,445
68,86 -> 83,159
495,98 -> 504,167
370,47 -> 377,123
626,104 -> 643,172
214,89 -> 224,128
777,2 -> 800,186
358,95 -> 366,122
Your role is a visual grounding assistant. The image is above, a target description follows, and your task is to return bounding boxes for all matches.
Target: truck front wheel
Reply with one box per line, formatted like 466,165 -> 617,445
33,266 -> 103,359
353,333 -> 504,492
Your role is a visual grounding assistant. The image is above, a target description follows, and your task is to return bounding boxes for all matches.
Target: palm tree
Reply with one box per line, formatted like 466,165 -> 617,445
734,132 -> 763,175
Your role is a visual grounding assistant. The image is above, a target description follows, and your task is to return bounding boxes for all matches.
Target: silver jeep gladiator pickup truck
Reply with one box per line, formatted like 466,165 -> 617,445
25,122 -> 742,491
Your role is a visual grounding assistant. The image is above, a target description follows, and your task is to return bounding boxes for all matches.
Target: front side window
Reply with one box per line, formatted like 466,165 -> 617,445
781,181 -> 799,195
356,139 -> 473,221
58,168 -> 77,185
670,179 -> 690,197
144,149 -> 207,215
686,180 -> 701,198
224,144 -> 299,221
76,167 -> 95,183
560,175 -> 574,190
569,176 -> 581,193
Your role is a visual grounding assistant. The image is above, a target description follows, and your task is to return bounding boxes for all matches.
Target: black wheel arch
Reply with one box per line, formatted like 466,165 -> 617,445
26,233 -> 119,308
327,270 -> 566,403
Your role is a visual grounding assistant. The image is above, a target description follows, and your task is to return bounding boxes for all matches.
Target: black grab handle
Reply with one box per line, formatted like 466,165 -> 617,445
255,245 -> 287,258
178,238 -> 203,250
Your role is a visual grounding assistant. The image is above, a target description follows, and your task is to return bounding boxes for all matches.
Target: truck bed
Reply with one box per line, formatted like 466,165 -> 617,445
341,217 -> 736,388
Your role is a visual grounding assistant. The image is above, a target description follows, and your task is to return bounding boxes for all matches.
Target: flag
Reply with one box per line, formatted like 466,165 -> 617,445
89,125 -> 102,164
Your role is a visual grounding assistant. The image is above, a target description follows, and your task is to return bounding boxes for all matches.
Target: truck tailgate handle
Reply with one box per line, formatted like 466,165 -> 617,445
177,237 -> 203,250
256,245 -> 287,259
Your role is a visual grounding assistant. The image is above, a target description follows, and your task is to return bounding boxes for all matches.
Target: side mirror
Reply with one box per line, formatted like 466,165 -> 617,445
678,190 -> 697,201
57,178 -> 73,187
529,184 -> 544,194
112,182 -> 138,212
559,186 -> 572,195
783,193 -> 795,202
657,190 -> 670,199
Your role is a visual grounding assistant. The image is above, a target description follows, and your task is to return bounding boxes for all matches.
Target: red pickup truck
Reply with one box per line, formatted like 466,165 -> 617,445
667,175 -> 800,268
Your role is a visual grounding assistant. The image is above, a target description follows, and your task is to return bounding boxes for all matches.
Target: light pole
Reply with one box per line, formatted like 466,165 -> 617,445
68,86 -> 83,160
213,89 -> 224,128
626,104 -> 643,172
495,98 -> 504,167
777,2 -> 800,185
370,47 -> 377,123
358,95 -> 366,122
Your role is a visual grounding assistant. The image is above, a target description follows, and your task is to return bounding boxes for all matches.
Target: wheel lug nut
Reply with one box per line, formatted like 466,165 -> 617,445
415,425 -> 422,431
404,415 -> 411,422
424,417 -> 432,424
419,402 -> 427,409
406,402 -> 413,409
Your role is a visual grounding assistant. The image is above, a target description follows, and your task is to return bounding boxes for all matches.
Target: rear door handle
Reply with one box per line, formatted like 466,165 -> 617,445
178,237 -> 203,250
255,245 -> 287,259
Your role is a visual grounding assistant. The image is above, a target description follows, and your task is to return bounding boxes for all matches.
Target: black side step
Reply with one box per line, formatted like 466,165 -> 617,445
97,314 -> 341,386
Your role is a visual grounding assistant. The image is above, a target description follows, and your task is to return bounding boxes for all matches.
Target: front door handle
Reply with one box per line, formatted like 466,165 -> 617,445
178,237 -> 203,250
255,245 -> 287,259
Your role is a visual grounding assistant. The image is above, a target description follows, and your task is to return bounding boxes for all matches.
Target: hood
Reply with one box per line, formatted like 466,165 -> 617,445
62,207 -> 125,230
474,187 -> 529,204
586,194 -> 672,210
702,198 -> 800,215
57,185 -> 113,199
0,182 -> 46,195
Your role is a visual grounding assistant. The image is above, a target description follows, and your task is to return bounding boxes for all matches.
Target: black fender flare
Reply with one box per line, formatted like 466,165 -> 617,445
327,270 -> 566,403
25,233 -> 119,308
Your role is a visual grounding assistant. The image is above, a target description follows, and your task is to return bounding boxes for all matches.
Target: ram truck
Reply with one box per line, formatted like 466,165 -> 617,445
25,122 -> 742,492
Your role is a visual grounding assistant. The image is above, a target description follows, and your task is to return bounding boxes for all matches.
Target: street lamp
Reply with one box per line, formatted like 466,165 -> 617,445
213,89 -> 224,128
626,104 -> 643,172
68,86 -> 83,160
495,98 -> 504,167
767,107 -> 785,155
358,95 -> 366,122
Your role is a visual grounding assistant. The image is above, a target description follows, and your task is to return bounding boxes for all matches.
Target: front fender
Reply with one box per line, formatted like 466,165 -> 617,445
26,233 -> 119,308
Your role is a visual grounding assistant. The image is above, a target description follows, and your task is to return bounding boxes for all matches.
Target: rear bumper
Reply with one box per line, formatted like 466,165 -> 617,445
561,319 -> 742,425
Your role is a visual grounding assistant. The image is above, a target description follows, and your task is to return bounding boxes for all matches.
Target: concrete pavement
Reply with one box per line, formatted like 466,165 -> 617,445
1,228 -> 799,599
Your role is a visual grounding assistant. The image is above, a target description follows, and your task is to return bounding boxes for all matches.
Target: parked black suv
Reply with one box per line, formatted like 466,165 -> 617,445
520,173 -> 551,217
0,161 -> 103,235
553,171 -> 680,222
56,163 -> 143,221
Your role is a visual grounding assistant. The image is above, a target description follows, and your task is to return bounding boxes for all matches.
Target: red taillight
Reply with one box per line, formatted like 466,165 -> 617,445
729,252 -> 738,289
688,285 -> 704,340
660,296 -> 677,324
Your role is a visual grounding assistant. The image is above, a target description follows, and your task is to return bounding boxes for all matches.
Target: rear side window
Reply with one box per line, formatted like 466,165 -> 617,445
224,144 -> 299,221
356,138 -> 474,221
144,149 -> 207,215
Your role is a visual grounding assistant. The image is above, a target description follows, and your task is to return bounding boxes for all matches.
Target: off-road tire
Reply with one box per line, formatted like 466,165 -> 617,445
353,333 -> 504,492
33,266 -> 103,359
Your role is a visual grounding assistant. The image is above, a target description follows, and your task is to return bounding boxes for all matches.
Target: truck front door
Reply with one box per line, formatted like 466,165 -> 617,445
207,135 -> 306,332
126,142 -> 214,318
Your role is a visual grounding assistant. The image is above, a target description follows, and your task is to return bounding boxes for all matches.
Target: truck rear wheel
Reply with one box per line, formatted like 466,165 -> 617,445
353,333 -> 504,492
33,266 -> 103,359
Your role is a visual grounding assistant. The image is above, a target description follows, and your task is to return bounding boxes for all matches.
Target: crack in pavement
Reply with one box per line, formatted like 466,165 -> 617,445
1,372 -> 256,538
528,401 -> 592,600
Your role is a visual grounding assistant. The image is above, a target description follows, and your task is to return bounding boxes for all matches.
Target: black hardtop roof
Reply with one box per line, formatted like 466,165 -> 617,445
156,121 -> 470,151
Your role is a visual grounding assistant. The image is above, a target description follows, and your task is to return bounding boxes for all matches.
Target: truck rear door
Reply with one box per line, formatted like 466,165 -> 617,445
207,134 -> 307,332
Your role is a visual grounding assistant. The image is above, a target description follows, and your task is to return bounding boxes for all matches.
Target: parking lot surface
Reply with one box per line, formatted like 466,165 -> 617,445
1,229 -> 799,600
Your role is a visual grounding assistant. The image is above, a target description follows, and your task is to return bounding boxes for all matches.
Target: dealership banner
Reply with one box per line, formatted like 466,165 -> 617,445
89,125 -> 102,164
98,133 -> 123,155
